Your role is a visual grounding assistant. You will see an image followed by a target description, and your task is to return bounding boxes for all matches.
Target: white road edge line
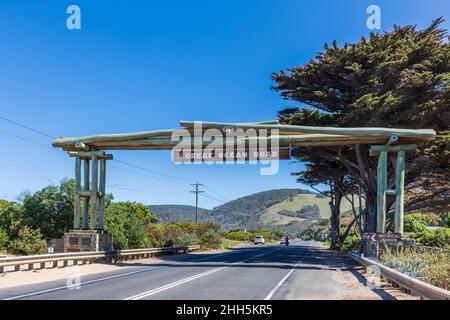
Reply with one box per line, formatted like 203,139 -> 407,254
123,248 -> 280,300
263,262 -> 299,300
3,265 -> 162,301
264,240 -> 313,300
2,249 -> 241,300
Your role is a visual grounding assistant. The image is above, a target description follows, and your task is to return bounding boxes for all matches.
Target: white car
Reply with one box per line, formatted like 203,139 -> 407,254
254,236 -> 265,245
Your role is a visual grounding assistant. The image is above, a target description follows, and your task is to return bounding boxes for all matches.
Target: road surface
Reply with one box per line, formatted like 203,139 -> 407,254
0,240 -> 396,300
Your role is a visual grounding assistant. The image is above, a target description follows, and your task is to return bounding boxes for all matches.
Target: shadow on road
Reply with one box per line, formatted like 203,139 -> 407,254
107,242 -> 397,300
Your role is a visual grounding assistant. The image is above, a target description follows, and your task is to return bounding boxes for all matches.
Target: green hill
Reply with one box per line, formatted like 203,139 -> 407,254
149,188 -> 355,234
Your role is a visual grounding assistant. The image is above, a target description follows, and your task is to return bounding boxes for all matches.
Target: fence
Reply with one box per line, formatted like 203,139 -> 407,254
349,252 -> 450,300
0,245 -> 200,274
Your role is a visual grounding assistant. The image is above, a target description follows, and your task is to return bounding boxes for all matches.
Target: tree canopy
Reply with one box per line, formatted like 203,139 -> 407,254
273,18 -> 450,239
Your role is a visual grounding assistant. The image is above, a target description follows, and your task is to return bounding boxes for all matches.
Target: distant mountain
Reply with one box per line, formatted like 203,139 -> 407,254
148,205 -> 211,224
207,189 -> 315,230
149,188 -> 354,234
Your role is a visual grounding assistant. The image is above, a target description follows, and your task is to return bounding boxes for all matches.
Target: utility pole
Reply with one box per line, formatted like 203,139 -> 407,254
190,182 -> 204,224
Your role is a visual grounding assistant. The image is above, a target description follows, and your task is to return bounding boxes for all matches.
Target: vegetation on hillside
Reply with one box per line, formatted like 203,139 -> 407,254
148,205 -> 211,224
150,189 -> 329,233
210,189 -> 314,230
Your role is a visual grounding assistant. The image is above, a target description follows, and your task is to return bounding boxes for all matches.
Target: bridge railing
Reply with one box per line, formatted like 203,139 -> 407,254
349,252 -> 450,300
0,245 -> 200,274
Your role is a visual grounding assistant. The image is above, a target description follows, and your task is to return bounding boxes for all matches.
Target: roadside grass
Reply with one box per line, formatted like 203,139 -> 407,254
219,238 -> 278,250
380,249 -> 450,290
219,238 -> 246,250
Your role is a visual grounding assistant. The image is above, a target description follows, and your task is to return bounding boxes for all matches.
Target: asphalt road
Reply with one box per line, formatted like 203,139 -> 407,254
0,240 -> 394,300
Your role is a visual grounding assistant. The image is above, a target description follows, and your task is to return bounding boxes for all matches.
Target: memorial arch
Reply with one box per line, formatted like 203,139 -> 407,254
52,120 -> 436,251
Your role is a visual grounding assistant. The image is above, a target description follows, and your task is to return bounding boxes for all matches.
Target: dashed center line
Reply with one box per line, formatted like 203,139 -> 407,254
123,248 -> 280,300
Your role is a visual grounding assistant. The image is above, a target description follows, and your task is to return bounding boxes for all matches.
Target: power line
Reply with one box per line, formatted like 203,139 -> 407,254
201,192 -> 227,204
107,184 -> 186,194
0,163 -> 60,180
109,163 -> 189,185
0,117 -> 233,206
203,185 -> 229,202
0,160 -> 65,177
0,130 -> 55,150
0,116 -> 194,185
190,182 -> 204,224
115,159 -> 193,184
0,116 -> 56,139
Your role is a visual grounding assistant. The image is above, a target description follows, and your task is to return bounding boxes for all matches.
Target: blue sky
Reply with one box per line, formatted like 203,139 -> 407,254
0,0 -> 448,208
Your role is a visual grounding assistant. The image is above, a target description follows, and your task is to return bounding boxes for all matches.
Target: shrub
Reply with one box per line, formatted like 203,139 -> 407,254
179,232 -> 199,246
381,249 -> 449,290
147,222 -> 222,249
223,231 -> 252,241
300,230 -> 314,241
412,228 -> 450,249
199,229 -> 221,249
0,227 -> 9,251
8,226 -> 46,255
404,215 -> 426,233
410,212 -> 441,226
273,228 -> 285,239
439,213 -> 450,228
105,202 -> 156,249
340,228 -> 361,252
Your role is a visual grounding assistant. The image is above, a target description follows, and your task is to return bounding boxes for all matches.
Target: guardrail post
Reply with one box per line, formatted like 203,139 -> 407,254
40,262 -> 45,269
28,263 -> 34,270
14,264 -> 20,272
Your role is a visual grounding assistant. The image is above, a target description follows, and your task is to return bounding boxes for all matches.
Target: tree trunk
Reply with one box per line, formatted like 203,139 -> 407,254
329,183 -> 343,248
355,145 -> 377,233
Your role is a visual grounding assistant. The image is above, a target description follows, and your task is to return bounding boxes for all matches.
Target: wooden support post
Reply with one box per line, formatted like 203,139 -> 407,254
377,151 -> 387,233
395,151 -> 405,234
98,159 -> 106,230
74,156 -> 81,229
82,159 -> 90,229
89,156 -> 99,229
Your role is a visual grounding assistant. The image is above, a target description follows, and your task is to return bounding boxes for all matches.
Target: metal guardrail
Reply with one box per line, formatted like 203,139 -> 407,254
349,252 -> 450,300
0,245 -> 200,274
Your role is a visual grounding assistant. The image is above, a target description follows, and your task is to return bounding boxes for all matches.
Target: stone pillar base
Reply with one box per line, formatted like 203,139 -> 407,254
63,230 -> 113,252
